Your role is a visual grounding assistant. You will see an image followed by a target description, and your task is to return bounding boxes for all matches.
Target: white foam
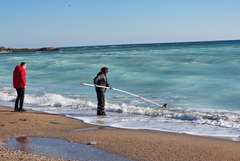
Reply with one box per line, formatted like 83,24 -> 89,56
1,90 -> 240,141
0,91 -> 16,102
1,90 -> 240,128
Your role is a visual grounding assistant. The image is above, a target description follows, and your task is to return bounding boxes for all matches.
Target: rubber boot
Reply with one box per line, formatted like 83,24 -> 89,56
97,106 -> 106,115
100,106 -> 106,115
97,106 -> 101,115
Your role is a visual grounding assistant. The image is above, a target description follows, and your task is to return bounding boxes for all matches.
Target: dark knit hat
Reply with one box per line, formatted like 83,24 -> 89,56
101,67 -> 108,73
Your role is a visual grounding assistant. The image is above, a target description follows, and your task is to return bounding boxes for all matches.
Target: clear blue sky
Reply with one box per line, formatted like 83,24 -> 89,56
1,0 -> 240,48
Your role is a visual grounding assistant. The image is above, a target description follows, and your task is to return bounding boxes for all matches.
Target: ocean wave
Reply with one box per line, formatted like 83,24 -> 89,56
1,91 -> 239,129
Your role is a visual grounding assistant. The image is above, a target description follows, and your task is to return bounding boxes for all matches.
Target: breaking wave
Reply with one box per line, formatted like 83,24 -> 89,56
1,90 -> 240,129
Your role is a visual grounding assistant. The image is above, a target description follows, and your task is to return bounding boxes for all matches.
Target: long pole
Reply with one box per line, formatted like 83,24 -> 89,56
80,83 -> 167,108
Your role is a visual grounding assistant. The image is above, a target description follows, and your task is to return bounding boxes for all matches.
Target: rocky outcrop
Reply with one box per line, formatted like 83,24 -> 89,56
38,47 -> 59,51
0,47 -> 60,53
0,46 -> 6,51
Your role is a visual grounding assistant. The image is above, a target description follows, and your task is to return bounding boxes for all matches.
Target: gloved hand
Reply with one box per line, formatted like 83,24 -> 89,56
95,84 -> 97,87
109,86 -> 113,89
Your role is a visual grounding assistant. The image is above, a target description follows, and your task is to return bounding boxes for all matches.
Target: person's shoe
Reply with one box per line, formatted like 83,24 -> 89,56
97,111 -> 106,116
14,108 -> 18,111
18,108 -> 26,111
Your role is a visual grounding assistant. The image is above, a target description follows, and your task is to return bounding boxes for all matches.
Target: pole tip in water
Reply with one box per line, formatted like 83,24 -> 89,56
162,104 -> 167,108
81,83 -> 84,85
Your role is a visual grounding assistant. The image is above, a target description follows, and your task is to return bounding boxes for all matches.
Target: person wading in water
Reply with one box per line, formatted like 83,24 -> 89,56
94,67 -> 112,115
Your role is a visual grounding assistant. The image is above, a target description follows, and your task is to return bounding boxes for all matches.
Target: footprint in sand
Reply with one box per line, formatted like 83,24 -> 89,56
19,119 -> 27,121
0,125 -> 4,127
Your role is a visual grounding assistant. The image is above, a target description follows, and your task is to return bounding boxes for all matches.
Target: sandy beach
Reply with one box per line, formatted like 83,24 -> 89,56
1,105 -> 240,161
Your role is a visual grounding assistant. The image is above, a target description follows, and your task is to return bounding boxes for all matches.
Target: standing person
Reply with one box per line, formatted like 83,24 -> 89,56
94,67 -> 111,115
13,62 -> 27,111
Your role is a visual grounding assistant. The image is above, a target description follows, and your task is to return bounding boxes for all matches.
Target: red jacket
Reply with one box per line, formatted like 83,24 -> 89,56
13,65 -> 26,88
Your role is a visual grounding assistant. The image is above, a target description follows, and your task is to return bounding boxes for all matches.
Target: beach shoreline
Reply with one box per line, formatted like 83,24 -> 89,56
1,105 -> 240,161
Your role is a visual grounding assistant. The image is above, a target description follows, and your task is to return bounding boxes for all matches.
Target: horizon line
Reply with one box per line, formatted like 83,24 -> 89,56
2,39 -> 240,49
59,39 -> 240,49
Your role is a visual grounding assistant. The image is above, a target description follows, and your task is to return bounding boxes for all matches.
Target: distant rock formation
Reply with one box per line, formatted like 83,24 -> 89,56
0,47 -> 60,53
0,46 -> 6,51
39,47 -> 59,51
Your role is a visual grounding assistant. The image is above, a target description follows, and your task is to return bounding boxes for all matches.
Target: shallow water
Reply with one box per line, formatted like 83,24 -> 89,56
3,137 -> 134,161
1,40 -> 240,141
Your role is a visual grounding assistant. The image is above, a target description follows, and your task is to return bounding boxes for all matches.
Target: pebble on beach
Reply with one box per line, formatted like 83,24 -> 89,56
51,121 -> 59,124
88,141 -> 97,145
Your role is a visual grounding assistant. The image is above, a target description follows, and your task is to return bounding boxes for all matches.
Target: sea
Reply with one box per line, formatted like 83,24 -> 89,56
1,40 -> 240,141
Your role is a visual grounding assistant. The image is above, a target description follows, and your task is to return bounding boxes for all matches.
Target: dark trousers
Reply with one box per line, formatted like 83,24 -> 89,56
15,88 -> 25,110
97,91 -> 105,107
96,91 -> 106,115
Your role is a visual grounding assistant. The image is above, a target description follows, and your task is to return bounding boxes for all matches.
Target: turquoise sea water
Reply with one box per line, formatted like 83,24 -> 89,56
1,40 -> 240,141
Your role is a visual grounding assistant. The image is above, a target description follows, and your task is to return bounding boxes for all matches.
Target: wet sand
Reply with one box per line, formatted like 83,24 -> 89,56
1,105 -> 240,161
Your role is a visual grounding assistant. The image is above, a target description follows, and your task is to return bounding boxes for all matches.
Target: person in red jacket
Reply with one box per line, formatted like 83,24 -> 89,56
13,62 -> 27,111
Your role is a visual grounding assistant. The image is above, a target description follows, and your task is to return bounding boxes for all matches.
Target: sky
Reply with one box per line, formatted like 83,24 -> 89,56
0,0 -> 240,48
